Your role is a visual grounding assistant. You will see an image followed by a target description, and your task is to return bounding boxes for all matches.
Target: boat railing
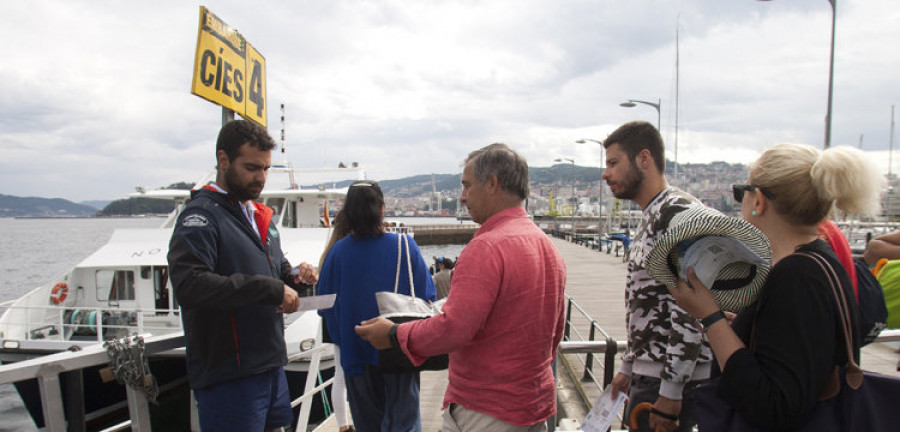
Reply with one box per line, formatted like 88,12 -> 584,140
0,331 -> 336,432
386,225 -> 414,235
1,304 -> 181,344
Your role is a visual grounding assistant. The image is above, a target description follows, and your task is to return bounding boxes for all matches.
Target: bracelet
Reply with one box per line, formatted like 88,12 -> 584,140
388,323 -> 399,348
700,310 -> 726,331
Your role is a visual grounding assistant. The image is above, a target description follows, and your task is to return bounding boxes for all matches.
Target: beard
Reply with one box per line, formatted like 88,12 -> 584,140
224,167 -> 264,202
611,161 -> 644,200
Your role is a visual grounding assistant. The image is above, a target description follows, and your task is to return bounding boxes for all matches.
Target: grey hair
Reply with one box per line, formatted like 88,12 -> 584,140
750,143 -> 884,225
464,143 -> 530,200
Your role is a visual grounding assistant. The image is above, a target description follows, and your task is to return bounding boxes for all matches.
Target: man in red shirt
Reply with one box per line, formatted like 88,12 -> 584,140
356,143 -> 567,431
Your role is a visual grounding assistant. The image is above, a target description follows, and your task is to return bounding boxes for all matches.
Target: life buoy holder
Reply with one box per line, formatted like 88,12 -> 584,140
50,282 -> 68,305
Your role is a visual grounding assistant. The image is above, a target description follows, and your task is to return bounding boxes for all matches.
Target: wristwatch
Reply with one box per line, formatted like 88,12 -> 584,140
388,323 -> 400,348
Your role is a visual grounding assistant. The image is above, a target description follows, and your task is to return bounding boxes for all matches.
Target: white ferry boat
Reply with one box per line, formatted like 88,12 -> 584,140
0,163 -> 363,430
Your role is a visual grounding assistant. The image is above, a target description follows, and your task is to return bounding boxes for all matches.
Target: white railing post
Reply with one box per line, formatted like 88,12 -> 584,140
126,381 -> 153,431
37,365 -> 67,431
294,321 -> 324,432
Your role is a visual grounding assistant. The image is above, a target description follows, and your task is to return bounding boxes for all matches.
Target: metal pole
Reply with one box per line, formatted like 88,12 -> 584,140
222,107 -> 235,126
824,0 -> 836,149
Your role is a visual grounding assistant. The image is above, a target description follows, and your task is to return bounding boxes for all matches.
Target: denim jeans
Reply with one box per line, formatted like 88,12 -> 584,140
346,365 -> 421,432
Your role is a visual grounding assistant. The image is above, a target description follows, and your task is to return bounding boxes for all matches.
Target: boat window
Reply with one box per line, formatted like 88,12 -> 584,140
283,200 -> 297,228
154,267 -> 170,312
96,270 -> 135,302
267,198 -> 285,223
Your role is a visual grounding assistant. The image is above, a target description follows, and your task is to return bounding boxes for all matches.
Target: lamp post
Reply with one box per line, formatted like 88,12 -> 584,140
619,97 -> 678,182
758,0 -> 835,149
554,157 -> 576,217
620,98 -> 675,179
619,99 -> 661,131
575,139 -> 604,213
576,139 -> 605,242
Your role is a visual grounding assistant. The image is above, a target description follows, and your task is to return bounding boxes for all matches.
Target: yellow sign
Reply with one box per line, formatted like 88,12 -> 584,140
191,6 -> 267,127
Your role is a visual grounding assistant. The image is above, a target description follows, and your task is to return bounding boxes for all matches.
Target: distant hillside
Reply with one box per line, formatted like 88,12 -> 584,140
99,182 -> 195,216
2,160 -> 747,217
80,200 -> 111,210
0,194 -> 98,217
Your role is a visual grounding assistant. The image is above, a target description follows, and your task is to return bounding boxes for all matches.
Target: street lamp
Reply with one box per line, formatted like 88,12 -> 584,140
575,138 -> 605,166
577,139 -> 605,241
619,99 -> 661,131
620,97 -> 678,182
575,138 -> 604,208
554,157 -> 576,217
758,0 -> 835,149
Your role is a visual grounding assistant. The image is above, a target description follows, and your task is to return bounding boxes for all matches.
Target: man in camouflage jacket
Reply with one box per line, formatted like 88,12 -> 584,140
602,121 -> 713,432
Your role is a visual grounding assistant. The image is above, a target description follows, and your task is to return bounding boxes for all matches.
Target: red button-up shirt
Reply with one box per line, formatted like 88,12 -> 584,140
398,206 -> 567,425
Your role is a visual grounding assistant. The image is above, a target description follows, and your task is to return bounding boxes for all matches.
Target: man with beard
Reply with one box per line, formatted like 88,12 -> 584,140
602,121 -> 711,432
168,120 -> 318,432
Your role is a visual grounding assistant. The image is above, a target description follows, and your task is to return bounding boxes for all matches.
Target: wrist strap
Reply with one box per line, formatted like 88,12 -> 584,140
700,310 -> 726,330
651,407 -> 679,421
389,323 -> 400,348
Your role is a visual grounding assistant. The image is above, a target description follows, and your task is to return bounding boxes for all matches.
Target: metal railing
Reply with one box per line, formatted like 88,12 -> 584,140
1,304 -> 181,346
562,296 -> 625,390
0,332 -> 337,432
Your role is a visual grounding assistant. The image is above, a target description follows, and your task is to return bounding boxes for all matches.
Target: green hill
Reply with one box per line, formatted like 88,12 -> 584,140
0,194 -> 99,217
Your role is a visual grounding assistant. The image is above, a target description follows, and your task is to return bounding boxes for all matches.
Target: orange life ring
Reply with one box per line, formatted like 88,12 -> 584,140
50,282 -> 68,305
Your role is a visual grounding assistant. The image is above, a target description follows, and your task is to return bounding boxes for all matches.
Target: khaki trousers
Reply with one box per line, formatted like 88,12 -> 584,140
442,403 -> 549,432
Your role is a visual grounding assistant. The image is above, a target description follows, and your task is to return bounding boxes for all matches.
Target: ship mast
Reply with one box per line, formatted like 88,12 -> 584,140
281,104 -> 298,189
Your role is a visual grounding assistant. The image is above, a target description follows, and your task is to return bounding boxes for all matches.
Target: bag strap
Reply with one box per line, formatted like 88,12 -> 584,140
392,234 -> 415,296
796,251 -> 864,390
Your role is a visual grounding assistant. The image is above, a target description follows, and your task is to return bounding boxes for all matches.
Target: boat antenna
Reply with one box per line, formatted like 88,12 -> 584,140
280,103 -> 286,156
281,103 -> 299,189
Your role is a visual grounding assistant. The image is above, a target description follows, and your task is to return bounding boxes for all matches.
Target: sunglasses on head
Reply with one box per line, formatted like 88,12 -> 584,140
732,184 -> 775,203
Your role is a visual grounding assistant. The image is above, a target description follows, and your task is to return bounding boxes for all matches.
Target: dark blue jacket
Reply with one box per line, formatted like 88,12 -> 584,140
168,187 -> 293,390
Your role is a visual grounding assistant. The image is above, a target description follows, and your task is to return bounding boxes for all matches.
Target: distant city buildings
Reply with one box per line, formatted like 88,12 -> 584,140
372,161 -> 896,221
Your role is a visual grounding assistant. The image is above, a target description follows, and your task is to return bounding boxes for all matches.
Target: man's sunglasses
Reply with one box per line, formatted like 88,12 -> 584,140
732,184 -> 775,203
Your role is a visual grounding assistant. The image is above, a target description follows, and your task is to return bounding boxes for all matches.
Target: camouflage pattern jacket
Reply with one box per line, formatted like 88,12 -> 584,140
619,186 -> 714,400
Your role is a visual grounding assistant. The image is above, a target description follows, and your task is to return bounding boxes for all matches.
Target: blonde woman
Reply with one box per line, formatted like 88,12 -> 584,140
668,144 -> 883,431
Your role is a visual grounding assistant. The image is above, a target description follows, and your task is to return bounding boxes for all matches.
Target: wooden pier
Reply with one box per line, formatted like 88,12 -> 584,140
408,235 -> 900,431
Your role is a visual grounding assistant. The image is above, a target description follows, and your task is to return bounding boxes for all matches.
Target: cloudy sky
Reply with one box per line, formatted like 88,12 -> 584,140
2,0 -> 898,202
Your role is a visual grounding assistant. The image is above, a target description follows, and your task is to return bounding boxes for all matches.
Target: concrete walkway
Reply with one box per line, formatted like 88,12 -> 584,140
320,236 -> 900,431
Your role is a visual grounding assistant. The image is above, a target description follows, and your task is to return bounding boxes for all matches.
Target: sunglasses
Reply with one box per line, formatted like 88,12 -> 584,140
732,184 -> 775,203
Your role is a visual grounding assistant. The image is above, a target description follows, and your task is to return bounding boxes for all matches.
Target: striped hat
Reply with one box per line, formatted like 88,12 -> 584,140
647,204 -> 772,312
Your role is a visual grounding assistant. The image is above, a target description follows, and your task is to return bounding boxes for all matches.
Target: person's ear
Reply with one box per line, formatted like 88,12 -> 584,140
636,149 -> 651,170
216,150 -> 229,172
486,174 -> 500,193
754,191 -> 768,217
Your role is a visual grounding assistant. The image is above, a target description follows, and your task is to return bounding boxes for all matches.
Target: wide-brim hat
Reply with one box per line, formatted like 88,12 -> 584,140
646,204 -> 772,312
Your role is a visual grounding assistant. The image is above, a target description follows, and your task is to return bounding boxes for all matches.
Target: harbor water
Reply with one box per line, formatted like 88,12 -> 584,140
0,216 -> 468,431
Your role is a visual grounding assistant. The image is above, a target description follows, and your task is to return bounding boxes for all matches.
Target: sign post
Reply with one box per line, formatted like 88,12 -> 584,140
191,6 -> 267,127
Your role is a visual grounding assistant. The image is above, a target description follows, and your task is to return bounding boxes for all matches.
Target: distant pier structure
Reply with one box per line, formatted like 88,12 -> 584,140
406,224 -> 478,245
